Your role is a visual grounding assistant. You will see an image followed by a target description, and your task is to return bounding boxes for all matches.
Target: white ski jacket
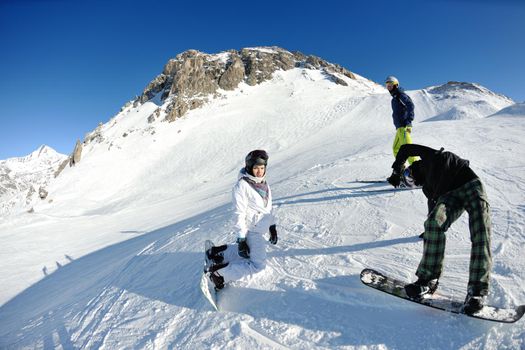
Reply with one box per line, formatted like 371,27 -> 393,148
232,170 -> 275,239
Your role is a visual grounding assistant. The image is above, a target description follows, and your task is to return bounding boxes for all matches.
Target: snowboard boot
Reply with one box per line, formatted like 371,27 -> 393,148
463,288 -> 487,314
208,262 -> 228,290
405,277 -> 439,299
209,272 -> 225,290
206,244 -> 227,265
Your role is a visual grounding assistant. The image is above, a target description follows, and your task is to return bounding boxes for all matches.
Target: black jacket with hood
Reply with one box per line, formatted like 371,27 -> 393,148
393,144 -> 478,211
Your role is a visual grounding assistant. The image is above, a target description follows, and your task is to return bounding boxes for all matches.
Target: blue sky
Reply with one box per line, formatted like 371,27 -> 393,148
0,0 -> 524,159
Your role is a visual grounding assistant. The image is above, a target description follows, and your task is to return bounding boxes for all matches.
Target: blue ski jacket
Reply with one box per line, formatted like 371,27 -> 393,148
390,87 -> 414,129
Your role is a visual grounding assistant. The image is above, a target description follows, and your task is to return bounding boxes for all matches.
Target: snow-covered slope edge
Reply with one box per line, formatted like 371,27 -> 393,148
488,102 -> 525,118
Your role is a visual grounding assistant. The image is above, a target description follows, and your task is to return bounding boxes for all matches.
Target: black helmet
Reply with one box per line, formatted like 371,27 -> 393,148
245,150 -> 268,175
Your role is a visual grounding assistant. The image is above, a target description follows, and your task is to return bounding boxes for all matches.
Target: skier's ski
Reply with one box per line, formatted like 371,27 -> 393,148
360,268 -> 524,323
360,187 -> 419,193
200,240 -> 219,311
353,180 -> 421,191
354,180 -> 386,184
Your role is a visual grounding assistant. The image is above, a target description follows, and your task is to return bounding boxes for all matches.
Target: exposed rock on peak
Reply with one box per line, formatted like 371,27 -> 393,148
137,46 -> 357,122
218,54 -> 245,90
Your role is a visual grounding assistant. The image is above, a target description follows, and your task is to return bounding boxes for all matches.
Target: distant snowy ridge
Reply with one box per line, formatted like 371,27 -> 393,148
412,81 -> 514,122
426,81 -> 512,102
2,145 -> 64,169
0,145 -> 67,216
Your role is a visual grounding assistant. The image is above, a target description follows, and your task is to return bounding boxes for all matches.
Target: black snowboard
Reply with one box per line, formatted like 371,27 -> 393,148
360,268 -> 524,323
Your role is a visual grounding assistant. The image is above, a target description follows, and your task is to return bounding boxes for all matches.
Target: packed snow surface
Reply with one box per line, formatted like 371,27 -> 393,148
0,69 -> 523,349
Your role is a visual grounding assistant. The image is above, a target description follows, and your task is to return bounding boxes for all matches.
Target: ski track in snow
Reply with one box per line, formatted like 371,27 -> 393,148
0,69 -> 524,349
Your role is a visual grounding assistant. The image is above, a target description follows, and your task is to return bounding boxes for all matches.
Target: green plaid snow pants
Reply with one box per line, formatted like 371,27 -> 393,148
417,178 -> 492,295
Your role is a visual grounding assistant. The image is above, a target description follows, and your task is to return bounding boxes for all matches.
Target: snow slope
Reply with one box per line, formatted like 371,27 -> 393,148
0,68 -> 523,349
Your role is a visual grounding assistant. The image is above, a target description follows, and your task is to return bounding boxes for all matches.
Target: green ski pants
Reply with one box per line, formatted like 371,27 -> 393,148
417,178 -> 492,295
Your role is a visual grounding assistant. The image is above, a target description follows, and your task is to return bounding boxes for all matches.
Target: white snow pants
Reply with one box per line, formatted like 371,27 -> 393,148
219,231 -> 268,283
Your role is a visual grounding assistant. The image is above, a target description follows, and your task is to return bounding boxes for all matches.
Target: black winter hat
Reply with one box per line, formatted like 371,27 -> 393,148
410,160 -> 425,186
245,150 -> 268,174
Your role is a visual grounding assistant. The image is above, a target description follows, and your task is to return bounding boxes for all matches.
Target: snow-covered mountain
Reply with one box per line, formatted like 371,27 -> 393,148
415,81 -> 514,122
0,145 -> 67,217
1,47 -> 523,349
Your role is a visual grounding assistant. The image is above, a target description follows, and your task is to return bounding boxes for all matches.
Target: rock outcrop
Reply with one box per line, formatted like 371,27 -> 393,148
218,54 -> 245,90
69,140 -> 83,167
137,47 -> 357,122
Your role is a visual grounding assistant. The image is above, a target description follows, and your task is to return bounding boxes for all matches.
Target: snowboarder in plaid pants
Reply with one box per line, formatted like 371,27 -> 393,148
387,144 -> 492,314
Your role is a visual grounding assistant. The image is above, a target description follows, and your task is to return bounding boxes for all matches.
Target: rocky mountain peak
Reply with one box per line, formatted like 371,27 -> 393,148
136,46 -> 357,122
0,146 -> 67,217
29,145 -> 60,161
3,145 -> 64,167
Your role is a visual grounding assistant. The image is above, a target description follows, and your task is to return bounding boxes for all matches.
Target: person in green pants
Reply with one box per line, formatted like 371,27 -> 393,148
387,144 -> 492,314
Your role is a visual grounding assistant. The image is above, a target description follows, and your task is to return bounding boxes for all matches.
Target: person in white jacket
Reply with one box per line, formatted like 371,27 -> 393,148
206,150 -> 278,289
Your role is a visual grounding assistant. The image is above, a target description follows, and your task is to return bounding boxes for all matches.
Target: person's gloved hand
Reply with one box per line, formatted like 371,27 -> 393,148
237,237 -> 250,258
269,225 -> 278,245
387,170 -> 401,188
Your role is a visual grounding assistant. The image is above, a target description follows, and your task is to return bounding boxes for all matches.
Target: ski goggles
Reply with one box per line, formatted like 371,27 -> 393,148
401,167 -> 416,188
